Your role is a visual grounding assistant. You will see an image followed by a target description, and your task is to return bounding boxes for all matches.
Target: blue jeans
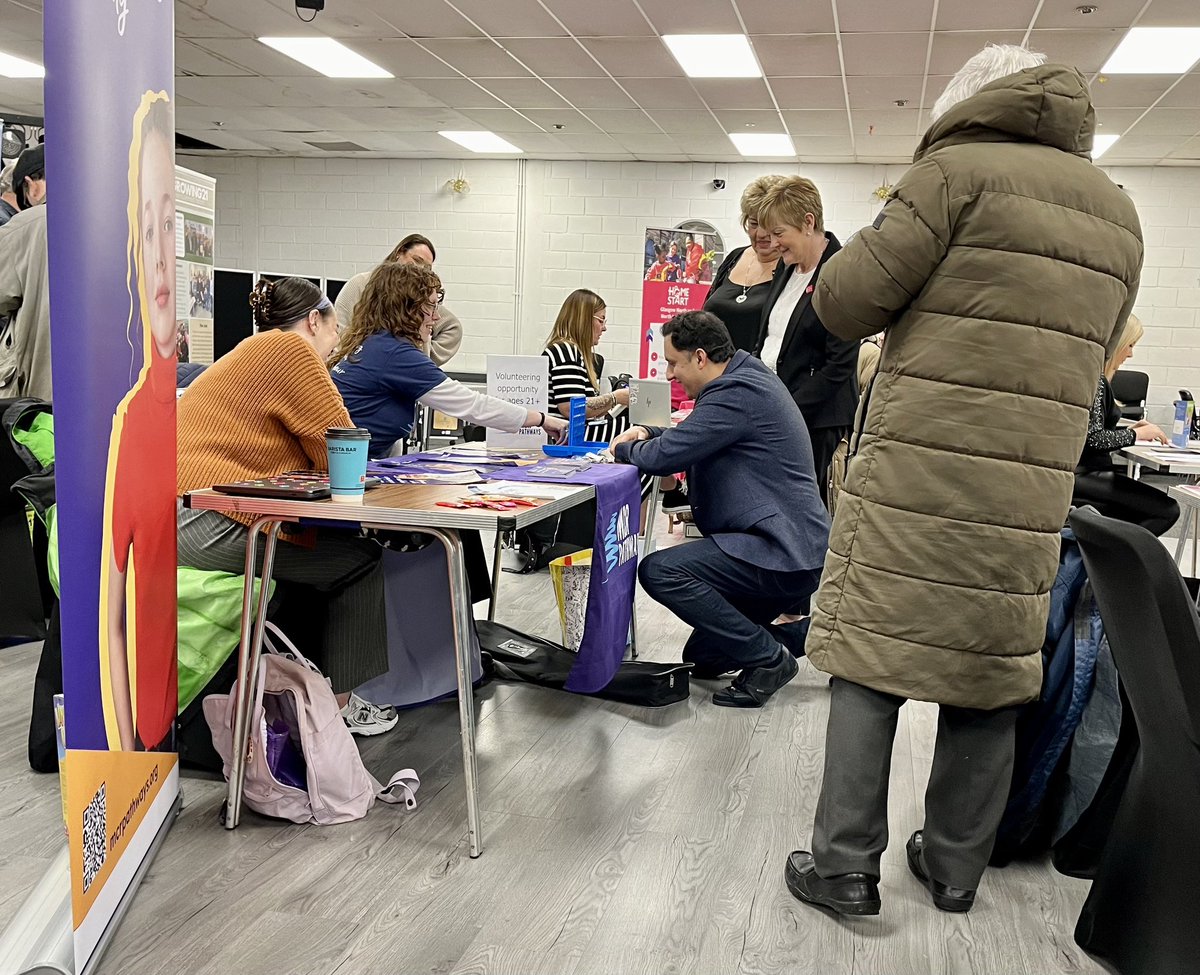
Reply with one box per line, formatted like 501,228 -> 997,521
639,538 -> 821,672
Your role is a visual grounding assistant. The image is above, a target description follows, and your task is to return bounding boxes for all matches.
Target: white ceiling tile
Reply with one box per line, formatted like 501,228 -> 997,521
1027,29 -> 1124,75
175,2 -> 247,39
550,132 -> 626,153
580,110 -> 665,134
846,76 -> 929,110
1140,0 -> 1200,27
404,78 -> 509,108
456,107 -> 579,132
351,40 -> 468,78
849,109 -> 923,137
794,134 -> 855,154
541,0 -> 655,37
1166,136 -> 1200,159
928,31 -> 1027,75
770,77 -> 849,111
753,35 -> 842,78
935,0 -> 1041,31
1104,134 -> 1186,158
842,33 -> 929,76
342,0 -> 485,37
1158,73 -> 1200,110
1094,107 -> 1154,133
671,133 -> 737,154
501,38 -> 608,78
1034,0 -> 1145,30
448,0 -> 571,37
782,110 -> 854,135
646,110 -> 726,135
641,0 -> 741,33
740,0 -> 836,34
545,78 -> 639,110
714,108 -> 790,132
1091,74 -> 1180,108
176,39 -> 255,77
581,38 -> 684,77
613,134 -> 685,154
185,39 -> 328,78
838,0 -> 936,34
621,78 -> 707,110
474,77 -> 573,109
1124,108 -> 1200,137
849,134 -> 919,156
690,79 -> 775,111
0,1 -> 44,42
420,39 -> 534,77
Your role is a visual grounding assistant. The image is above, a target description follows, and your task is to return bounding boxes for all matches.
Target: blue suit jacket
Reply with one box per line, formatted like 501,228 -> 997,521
615,350 -> 830,572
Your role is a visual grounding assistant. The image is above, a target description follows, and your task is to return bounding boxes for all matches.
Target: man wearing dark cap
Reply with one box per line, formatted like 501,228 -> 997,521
12,144 -> 46,210
0,144 -> 52,399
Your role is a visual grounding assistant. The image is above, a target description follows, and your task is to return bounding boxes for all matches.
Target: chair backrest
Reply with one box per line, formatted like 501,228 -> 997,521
1109,369 -> 1149,420
1068,506 -> 1200,750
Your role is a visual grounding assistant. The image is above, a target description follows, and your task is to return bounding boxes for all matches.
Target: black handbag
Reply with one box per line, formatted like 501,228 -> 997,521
476,620 -> 692,708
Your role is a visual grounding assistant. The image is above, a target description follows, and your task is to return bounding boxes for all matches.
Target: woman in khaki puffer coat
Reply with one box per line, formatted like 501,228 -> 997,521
805,63 -> 1143,711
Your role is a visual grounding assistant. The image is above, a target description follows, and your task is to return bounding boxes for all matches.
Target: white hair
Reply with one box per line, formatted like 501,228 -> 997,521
931,44 -> 1046,122
0,161 -> 13,196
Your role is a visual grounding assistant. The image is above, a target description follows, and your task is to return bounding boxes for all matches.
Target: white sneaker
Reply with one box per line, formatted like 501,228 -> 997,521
341,693 -> 398,737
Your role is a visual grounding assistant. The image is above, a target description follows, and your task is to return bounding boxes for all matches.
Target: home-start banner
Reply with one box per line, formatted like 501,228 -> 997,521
639,227 -> 723,395
45,2 -> 180,969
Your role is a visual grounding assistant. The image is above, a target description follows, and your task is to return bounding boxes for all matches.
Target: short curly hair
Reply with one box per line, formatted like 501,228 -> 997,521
757,176 -> 825,234
739,175 -> 786,231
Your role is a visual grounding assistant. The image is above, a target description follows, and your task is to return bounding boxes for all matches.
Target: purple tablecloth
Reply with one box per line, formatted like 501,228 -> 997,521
368,455 -> 641,693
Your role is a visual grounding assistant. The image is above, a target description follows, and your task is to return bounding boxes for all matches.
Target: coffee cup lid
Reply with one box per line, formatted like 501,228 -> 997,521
326,427 -> 370,440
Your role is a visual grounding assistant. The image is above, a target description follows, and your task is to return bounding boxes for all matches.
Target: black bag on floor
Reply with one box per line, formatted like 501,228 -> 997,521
476,620 -> 691,708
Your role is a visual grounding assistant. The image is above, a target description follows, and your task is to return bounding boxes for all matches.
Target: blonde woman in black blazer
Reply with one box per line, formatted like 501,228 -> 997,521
754,177 -> 858,503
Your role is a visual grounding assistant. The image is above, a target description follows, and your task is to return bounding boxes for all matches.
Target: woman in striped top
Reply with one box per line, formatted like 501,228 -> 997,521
542,290 -> 675,518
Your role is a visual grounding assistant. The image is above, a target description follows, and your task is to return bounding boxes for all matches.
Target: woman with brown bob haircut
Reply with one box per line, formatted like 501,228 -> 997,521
331,261 -> 566,458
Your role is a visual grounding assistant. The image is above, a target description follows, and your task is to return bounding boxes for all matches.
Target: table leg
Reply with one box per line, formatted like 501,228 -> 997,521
1174,511 -> 1189,568
224,518 -> 282,831
487,529 -> 504,623
1192,508 -> 1198,580
426,526 -> 482,858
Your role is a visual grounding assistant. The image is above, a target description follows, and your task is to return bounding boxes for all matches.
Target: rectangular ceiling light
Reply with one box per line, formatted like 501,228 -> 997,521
1101,27 -> 1200,74
258,37 -> 392,78
1091,134 -> 1120,160
729,133 -> 795,157
438,131 -> 523,154
662,34 -> 761,79
0,51 -> 44,78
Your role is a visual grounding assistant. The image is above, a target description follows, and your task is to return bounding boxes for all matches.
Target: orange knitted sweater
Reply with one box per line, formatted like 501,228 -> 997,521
177,329 -> 351,524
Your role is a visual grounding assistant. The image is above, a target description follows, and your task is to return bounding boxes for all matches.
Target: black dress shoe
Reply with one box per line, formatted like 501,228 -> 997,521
711,647 -> 798,708
785,851 -> 881,916
905,831 -> 976,913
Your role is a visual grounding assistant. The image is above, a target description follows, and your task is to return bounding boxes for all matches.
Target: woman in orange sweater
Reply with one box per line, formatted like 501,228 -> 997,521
176,276 -> 396,736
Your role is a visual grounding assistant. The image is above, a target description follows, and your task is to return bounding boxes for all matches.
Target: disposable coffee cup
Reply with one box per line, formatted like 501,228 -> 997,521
326,427 -> 371,503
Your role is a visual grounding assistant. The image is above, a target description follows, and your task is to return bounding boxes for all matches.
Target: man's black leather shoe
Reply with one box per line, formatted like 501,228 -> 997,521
711,646 -> 798,708
785,851 -> 881,916
906,831 -> 976,912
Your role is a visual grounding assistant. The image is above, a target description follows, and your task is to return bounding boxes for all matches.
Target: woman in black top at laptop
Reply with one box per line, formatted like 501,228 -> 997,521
542,289 -> 676,520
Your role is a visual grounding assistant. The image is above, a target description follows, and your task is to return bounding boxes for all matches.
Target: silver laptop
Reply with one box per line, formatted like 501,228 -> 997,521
628,379 -> 672,427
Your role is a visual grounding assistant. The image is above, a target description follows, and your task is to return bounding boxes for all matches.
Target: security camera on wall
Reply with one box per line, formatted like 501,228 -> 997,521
712,179 -> 726,191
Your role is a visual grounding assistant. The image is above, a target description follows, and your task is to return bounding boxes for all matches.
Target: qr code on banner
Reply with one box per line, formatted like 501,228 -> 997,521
82,783 -> 106,893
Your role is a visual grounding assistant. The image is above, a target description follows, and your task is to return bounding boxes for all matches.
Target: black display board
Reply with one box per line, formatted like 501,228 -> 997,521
212,268 -> 254,361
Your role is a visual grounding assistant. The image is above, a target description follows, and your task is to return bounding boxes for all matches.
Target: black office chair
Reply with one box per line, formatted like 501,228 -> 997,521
1109,369 -> 1149,421
1067,506 -> 1200,975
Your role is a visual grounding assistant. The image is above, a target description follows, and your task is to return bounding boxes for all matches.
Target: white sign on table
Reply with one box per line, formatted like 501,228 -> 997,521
486,354 -> 548,449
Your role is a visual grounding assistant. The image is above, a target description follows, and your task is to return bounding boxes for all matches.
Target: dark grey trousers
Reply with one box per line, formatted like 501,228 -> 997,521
177,503 -> 387,693
812,677 -> 1018,890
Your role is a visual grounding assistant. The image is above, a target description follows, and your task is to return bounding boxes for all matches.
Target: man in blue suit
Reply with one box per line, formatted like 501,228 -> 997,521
610,311 -> 830,708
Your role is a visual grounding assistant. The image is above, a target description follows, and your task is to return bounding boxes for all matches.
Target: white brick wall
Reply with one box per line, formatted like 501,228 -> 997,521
184,154 -> 1200,417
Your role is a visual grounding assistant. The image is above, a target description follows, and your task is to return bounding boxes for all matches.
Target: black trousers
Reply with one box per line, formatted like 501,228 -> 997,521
639,537 -> 821,673
1071,471 -> 1180,537
810,425 -> 850,507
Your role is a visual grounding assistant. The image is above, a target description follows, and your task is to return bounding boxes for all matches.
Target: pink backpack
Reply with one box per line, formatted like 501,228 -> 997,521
203,623 -> 419,825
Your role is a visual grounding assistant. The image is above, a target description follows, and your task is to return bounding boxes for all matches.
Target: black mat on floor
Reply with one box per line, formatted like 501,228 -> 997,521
476,620 -> 692,708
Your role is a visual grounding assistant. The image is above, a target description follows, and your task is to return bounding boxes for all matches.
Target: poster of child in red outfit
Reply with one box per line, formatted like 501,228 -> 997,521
98,92 -> 179,752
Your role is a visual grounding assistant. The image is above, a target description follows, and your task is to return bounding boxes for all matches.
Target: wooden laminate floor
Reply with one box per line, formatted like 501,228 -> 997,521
0,526 -> 1105,975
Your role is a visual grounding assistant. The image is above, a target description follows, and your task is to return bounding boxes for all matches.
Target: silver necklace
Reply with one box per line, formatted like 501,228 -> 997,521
734,262 -> 773,303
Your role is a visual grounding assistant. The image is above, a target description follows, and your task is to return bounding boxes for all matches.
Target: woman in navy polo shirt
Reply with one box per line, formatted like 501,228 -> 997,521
331,261 -> 566,456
